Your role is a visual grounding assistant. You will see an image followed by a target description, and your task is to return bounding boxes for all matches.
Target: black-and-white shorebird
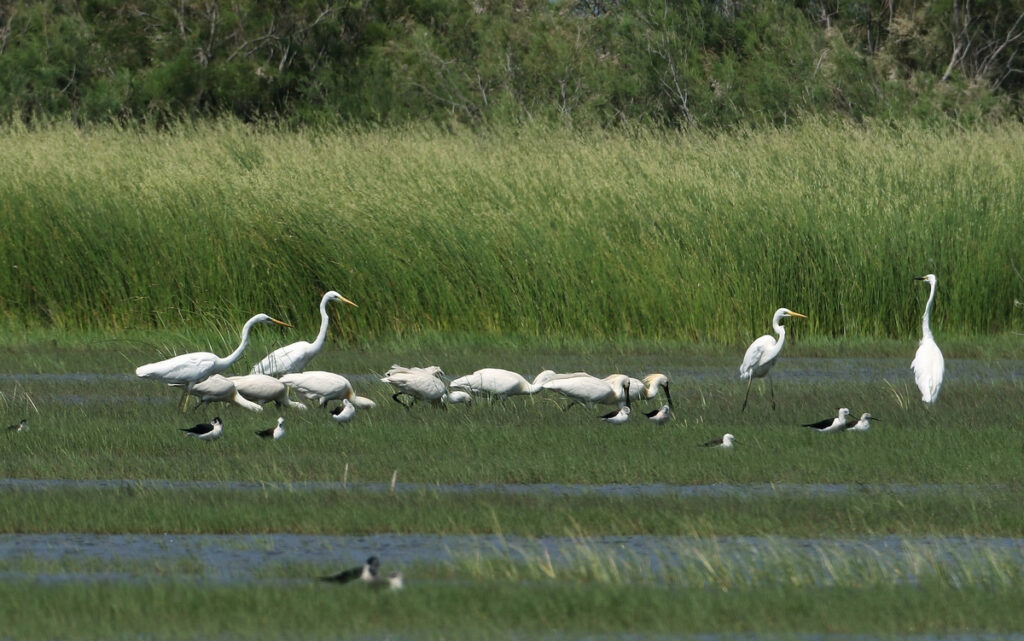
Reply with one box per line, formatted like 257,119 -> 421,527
802,407 -> 851,433
643,404 -> 671,424
180,417 -> 223,441
320,556 -> 380,584
844,412 -> 878,432
7,418 -> 27,433
700,433 -> 736,449
367,572 -> 404,591
256,416 -> 286,440
600,405 -> 630,424
329,399 -> 356,423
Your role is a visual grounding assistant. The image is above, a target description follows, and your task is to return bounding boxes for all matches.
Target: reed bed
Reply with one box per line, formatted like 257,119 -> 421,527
2,120 -> 1023,342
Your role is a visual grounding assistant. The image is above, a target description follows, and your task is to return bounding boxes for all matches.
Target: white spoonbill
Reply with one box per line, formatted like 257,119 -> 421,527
180,417 -> 223,441
911,274 -> 944,404
380,366 -> 446,407
625,373 -> 672,406
739,308 -> 806,411
542,373 -> 631,409
136,314 -> 290,407
251,291 -> 357,376
802,407 -> 851,433
183,375 -> 263,412
256,416 -> 286,440
279,371 -> 376,409
449,368 -> 556,399
443,390 -> 474,405
228,374 -> 308,410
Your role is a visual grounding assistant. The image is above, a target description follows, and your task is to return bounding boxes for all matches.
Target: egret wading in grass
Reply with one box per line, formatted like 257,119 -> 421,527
279,371 -> 375,409
251,291 -> 357,376
7,419 -> 27,432
329,399 -> 356,423
449,368 -> 557,400
183,374 -> 263,412
844,413 -> 878,432
380,365 -> 447,408
802,407 -> 851,433
912,274 -> 944,404
228,374 -> 308,410
643,404 -> 671,424
320,556 -> 379,584
136,314 -> 291,409
180,417 -> 223,441
701,433 -> 736,449
739,308 -> 807,412
256,416 -> 286,440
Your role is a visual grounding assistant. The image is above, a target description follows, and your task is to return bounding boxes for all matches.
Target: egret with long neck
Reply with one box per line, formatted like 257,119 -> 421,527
251,291 -> 357,376
739,307 -> 806,411
911,274 -> 944,403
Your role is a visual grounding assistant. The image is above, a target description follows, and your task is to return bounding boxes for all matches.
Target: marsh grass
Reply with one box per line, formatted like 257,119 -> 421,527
2,121 -> 1024,342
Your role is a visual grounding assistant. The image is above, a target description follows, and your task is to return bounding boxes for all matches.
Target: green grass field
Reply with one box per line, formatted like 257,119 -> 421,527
2,119 -> 1024,638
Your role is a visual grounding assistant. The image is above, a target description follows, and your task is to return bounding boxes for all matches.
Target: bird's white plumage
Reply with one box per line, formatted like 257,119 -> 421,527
381,366 -> 447,406
228,374 -> 308,410
136,314 -> 289,391
911,274 -> 944,404
256,416 -> 286,440
330,399 -> 356,423
803,407 -> 851,433
449,368 -> 556,398
845,413 -> 877,432
600,406 -> 630,424
251,291 -> 357,376
184,374 -> 263,412
443,390 -> 474,405
739,308 -> 806,411
279,371 -> 375,408
625,373 -> 672,406
542,373 -> 630,408
644,404 -> 671,424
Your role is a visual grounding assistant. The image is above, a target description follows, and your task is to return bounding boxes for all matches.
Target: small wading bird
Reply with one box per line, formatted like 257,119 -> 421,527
643,404 -> 671,424
136,314 -> 291,409
251,291 -> 357,376
449,368 -> 557,400
256,416 -> 286,440
228,374 -> 308,410
600,405 -> 631,424
182,374 -> 263,412
380,365 -> 447,408
911,274 -> 944,404
739,308 -> 807,412
7,418 -> 27,433
844,412 -> 878,432
329,399 -> 356,423
279,371 -> 375,409
701,433 -> 736,449
320,556 -> 379,584
180,417 -> 223,441
443,390 -> 473,405
802,407 -> 851,433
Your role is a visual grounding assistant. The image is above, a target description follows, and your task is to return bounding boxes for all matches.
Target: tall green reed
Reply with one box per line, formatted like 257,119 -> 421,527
1,119 -> 1021,342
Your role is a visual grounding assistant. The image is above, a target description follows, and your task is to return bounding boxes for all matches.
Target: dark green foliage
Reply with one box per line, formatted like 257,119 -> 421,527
0,0 -> 1020,127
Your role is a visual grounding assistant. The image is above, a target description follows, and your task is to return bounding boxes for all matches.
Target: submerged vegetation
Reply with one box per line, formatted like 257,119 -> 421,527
1,120 -> 1023,344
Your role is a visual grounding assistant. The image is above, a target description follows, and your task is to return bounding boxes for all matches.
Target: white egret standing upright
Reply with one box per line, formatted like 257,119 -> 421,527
251,291 -> 357,376
911,274 -> 944,404
136,314 -> 291,408
739,308 -> 807,412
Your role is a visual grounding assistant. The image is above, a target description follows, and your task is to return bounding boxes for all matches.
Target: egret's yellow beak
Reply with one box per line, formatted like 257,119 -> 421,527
271,318 -> 293,328
339,296 -> 358,307
789,311 -> 807,319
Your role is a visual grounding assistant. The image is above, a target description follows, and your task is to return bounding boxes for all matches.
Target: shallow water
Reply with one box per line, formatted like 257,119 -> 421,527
1,532 -> 1020,583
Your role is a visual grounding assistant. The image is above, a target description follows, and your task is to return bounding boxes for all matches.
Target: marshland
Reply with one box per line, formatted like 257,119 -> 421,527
1,118 -> 1023,639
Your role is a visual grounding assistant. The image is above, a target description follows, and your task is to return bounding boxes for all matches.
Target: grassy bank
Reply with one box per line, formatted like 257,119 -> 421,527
1,120 -> 1023,342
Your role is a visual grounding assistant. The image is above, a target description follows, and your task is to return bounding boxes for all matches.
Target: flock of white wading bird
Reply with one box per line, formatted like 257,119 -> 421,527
125,274 -> 946,452
4,277 -> 945,588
